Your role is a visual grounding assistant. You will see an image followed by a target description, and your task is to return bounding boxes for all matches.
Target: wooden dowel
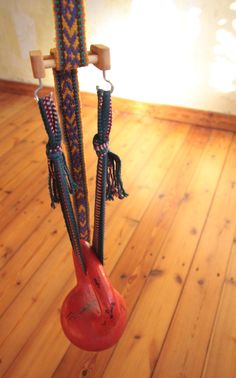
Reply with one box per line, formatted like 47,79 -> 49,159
42,55 -> 98,70
43,59 -> 56,69
88,54 -> 99,65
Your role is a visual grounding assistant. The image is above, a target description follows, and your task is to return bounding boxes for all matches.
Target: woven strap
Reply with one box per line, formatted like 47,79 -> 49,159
53,69 -> 90,241
52,0 -> 90,242
92,89 -> 128,264
52,0 -> 88,70
38,94 -> 86,271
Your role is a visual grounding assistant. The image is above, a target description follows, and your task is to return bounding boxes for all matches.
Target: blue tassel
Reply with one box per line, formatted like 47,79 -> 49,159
106,151 -> 128,201
47,150 -> 78,209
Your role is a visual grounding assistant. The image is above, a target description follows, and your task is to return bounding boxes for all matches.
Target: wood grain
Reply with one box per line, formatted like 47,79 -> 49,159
202,235 -> 236,376
1,92 -> 236,378
153,135 -> 236,378
103,130 -> 232,378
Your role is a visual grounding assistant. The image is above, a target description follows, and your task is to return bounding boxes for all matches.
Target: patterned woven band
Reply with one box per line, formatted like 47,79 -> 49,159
53,0 -> 88,70
53,69 -> 90,241
52,0 -> 90,242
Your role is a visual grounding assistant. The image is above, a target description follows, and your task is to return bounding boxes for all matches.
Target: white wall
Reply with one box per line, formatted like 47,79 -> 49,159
0,0 -> 236,114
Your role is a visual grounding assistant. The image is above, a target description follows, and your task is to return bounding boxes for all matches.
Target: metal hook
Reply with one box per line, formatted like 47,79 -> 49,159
103,71 -> 114,93
96,70 -> 114,94
34,78 -> 43,102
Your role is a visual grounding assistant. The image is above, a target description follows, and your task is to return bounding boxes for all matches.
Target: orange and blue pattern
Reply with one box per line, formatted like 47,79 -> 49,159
53,0 -> 88,70
54,69 -> 90,242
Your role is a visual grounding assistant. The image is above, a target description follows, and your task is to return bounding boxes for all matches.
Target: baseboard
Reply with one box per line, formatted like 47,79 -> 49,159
0,79 -> 235,133
0,79 -> 54,98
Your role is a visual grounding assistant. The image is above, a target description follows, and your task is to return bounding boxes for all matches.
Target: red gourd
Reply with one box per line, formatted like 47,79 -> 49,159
61,240 -> 127,351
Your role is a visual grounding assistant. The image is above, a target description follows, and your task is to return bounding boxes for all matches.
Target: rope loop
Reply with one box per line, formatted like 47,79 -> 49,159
46,144 -> 63,158
93,134 -> 109,158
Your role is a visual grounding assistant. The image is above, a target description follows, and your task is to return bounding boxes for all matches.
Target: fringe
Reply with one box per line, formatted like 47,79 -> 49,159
47,151 -> 78,209
106,151 -> 128,201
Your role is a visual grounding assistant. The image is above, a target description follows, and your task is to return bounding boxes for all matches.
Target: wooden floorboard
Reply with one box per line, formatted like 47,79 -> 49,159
102,130 -> 232,378
202,241 -> 236,378
1,93 -> 236,378
153,135 -> 236,378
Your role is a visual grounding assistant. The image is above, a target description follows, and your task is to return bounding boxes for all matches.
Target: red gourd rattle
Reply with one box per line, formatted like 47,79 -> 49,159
61,241 -> 127,351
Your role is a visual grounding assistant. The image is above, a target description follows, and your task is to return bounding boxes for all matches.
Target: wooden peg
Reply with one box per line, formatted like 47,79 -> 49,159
43,55 -> 56,69
29,50 -> 46,79
89,44 -> 111,71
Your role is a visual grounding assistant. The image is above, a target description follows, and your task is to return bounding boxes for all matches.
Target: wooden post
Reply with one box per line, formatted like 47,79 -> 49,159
89,44 -> 111,71
29,51 -> 46,79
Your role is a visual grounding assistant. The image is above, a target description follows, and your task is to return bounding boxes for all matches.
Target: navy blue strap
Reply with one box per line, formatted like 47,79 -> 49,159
92,89 -> 128,264
38,95 -> 86,272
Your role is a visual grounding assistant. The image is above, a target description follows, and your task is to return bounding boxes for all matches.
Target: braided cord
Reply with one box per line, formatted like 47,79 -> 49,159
93,89 -> 128,263
38,95 -> 86,271
92,90 -> 111,263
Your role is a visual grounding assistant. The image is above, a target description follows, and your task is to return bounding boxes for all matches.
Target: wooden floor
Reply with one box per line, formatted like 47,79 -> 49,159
1,92 -> 236,378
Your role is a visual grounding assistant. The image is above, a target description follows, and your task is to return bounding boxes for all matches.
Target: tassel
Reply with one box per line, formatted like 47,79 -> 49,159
47,150 -> 78,209
106,151 -> 128,201
62,153 -> 78,195
48,159 -> 60,208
